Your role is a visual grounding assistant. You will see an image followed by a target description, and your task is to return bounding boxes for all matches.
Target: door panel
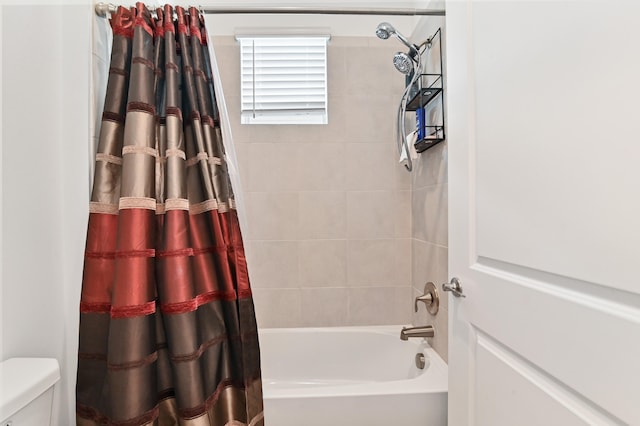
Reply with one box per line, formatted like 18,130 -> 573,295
475,332 -> 616,426
473,2 -> 640,293
467,262 -> 639,424
446,1 -> 640,425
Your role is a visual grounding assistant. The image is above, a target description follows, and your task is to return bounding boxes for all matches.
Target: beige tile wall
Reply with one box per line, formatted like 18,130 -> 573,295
411,144 -> 448,362
211,35 -> 413,329
410,17 -> 449,363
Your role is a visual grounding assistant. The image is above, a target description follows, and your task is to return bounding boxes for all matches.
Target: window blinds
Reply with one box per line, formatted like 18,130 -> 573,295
237,36 -> 329,124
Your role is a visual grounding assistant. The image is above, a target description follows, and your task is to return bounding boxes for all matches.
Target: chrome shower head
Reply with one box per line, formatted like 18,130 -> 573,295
375,22 -> 394,40
393,52 -> 415,74
375,21 -> 419,57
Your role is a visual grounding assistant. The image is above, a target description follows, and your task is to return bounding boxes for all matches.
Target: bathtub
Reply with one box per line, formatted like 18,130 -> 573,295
259,325 -> 448,426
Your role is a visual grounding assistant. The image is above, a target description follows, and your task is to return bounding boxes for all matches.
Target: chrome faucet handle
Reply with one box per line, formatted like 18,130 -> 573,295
414,282 -> 439,315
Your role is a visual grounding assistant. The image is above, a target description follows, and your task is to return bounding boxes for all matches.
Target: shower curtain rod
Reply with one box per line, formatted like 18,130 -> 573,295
94,3 -> 445,17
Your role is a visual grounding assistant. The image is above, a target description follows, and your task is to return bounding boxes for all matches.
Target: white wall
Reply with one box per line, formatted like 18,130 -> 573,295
0,5 -> 4,362
1,4 -> 91,425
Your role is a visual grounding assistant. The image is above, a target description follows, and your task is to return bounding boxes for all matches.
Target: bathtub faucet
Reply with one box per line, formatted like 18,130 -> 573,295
400,325 -> 435,340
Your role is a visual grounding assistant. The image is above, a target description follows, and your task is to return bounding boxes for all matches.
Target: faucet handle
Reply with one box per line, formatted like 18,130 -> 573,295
414,292 -> 432,312
414,282 -> 439,315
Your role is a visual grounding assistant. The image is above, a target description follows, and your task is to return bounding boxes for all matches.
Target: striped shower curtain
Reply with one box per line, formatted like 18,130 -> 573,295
76,4 -> 263,425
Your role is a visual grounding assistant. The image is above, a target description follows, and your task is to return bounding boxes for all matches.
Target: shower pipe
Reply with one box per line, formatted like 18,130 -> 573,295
95,3 -> 445,17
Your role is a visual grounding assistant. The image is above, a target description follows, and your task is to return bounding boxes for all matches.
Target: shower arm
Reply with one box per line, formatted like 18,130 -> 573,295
394,32 -> 420,58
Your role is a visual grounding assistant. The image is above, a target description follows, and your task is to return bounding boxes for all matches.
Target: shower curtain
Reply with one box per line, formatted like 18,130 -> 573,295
76,4 -> 263,425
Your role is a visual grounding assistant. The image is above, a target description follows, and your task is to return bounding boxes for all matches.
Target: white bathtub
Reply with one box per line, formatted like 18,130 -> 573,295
259,325 -> 448,426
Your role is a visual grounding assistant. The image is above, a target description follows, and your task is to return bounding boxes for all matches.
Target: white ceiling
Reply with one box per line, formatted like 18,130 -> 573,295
198,0 -> 441,37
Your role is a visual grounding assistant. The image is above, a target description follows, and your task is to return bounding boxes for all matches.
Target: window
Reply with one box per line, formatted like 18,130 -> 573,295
236,36 -> 329,125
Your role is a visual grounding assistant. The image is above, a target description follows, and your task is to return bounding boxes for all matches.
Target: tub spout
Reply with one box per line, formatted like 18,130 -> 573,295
400,325 -> 435,340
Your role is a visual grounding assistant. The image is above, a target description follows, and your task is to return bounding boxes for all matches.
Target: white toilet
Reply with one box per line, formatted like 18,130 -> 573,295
0,358 -> 60,425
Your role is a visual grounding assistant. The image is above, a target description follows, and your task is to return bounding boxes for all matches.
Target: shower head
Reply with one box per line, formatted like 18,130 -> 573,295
375,22 -> 394,40
375,21 -> 419,57
393,52 -> 415,75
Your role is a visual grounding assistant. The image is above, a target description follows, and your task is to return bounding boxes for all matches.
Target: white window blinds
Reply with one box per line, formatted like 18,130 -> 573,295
237,36 -> 329,124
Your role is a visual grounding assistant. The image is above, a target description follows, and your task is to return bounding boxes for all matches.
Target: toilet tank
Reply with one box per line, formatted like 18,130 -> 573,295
0,358 -> 60,426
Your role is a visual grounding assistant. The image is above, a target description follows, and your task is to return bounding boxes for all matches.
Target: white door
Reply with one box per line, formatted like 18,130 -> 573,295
446,1 -> 640,425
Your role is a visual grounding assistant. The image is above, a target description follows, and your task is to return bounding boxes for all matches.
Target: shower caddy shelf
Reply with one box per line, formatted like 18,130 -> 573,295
406,27 -> 445,153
